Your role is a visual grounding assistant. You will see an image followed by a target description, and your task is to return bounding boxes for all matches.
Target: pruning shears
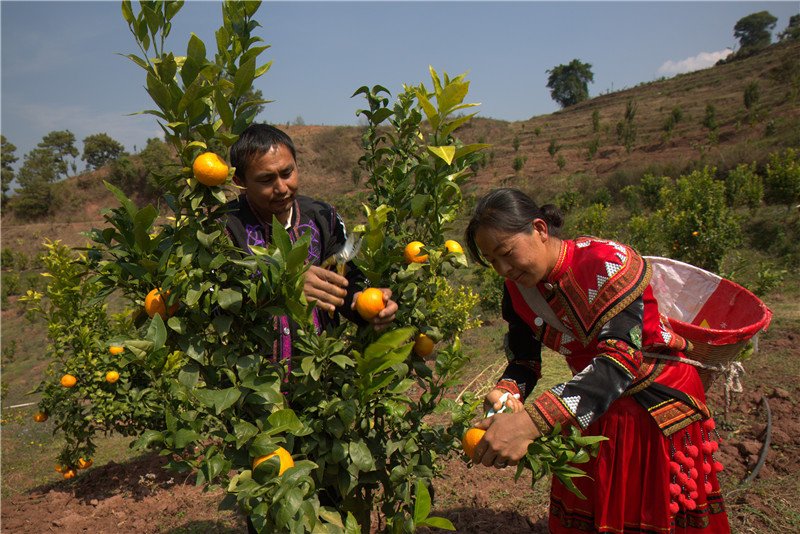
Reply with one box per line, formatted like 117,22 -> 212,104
321,233 -> 362,316
485,391 -> 521,417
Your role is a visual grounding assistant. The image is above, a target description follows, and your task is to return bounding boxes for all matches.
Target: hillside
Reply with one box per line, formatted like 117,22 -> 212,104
2,39 -> 799,250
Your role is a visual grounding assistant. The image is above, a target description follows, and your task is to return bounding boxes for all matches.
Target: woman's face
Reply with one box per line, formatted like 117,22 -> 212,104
474,220 -> 553,288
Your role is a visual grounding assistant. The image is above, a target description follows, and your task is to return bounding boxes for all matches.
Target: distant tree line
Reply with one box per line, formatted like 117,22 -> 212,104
1,87 -> 267,219
546,11 -> 798,109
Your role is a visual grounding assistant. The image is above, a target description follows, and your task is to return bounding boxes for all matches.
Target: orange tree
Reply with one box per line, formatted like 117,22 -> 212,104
31,1 -> 486,533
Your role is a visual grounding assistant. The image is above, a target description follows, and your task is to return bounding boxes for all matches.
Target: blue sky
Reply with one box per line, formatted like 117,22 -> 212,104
2,1 -> 798,180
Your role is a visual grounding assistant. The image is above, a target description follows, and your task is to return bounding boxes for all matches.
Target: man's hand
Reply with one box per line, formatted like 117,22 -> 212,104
352,288 -> 397,331
304,265 -> 348,313
471,410 -> 541,469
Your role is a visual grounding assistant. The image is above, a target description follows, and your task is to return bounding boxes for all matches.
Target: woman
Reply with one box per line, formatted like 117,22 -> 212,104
464,188 -> 729,533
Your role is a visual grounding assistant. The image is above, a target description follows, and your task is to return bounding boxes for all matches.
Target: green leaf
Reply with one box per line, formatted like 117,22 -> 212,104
344,513 -> 361,534
218,288 -> 243,313
427,146 -> 456,165
416,91 -> 439,131
234,420 -> 259,448
348,441 -> 375,472
178,363 -> 199,388
192,387 -> 241,415
186,32 -> 206,63
441,111 -> 480,138
364,327 -> 414,358
413,480 -> 431,525
173,427 -> 201,449
133,429 -> 164,449
146,313 -> 167,350
267,409 -> 303,434
103,181 -> 137,219
233,56 -> 256,99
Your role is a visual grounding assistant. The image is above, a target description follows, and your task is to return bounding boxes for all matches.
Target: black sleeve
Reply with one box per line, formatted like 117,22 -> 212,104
499,285 -> 543,400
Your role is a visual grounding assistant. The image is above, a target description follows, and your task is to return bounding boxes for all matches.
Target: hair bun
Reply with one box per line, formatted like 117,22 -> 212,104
540,204 -> 565,231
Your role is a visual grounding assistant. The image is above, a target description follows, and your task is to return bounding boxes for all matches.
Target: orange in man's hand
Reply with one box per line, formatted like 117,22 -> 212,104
355,287 -> 385,320
403,241 -> 428,264
192,152 -> 229,186
462,427 -> 486,459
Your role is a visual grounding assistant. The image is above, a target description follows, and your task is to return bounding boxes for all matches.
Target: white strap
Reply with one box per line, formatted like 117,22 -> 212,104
514,282 -> 570,334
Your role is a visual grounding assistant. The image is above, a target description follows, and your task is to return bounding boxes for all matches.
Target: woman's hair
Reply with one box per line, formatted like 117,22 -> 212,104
229,123 -> 297,181
464,188 -> 564,267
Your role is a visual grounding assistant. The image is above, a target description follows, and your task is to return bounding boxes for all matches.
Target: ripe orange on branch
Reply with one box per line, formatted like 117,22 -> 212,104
106,371 -> 120,384
33,411 -> 48,422
144,288 -> 179,319
77,458 -> 93,469
404,241 -> 428,264
253,446 -> 294,475
355,288 -> 385,320
462,427 -> 486,459
61,374 -> 77,388
109,346 -> 124,355
445,240 -> 463,254
413,334 -> 435,357
192,152 -> 229,186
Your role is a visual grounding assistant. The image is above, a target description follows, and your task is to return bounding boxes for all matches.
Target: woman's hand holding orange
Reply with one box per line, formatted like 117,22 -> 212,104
471,410 -> 541,468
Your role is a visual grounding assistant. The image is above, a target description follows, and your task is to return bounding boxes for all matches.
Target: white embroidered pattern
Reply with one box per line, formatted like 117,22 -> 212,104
552,383 -> 566,396
578,412 -> 594,428
605,261 -> 622,278
562,395 -> 581,414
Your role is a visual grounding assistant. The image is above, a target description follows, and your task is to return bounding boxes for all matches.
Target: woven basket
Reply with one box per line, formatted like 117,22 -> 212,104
646,257 -> 773,390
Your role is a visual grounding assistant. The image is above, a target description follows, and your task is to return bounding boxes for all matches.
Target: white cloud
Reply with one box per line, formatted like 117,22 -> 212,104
657,49 -> 733,77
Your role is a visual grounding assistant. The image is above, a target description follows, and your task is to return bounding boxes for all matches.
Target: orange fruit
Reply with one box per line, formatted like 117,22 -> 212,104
109,346 -> 124,355
403,241 -> 428,264
54,464 -> 64,473
445,240 -> 464,254
77,458 -> 93,469
413,334 -> 435,358
462,427 -> 486,459
144,288 -> 179,319
192,152 -> 229,186
61,374 -> 77,388
106,371 -> 120,384
253,446 -> 294,475
62,469 -> 76,480
33,411 -> 48,423
355,288 -> 385,320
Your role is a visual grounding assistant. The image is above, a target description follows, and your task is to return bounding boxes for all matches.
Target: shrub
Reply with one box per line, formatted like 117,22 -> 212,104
655,167 -> 742,271
586,136 -> 600,160
639,174 -> 672,211
573,203 -> 609,238
621,185 -> 642,215
764,148 -> 800,207
548,137 -> 560,158
513,136 -> 520,152
725,162 -> 758,208
512,156 -> 524,172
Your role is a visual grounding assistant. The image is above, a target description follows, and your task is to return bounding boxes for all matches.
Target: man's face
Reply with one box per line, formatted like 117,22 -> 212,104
233,143 -> 299,226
